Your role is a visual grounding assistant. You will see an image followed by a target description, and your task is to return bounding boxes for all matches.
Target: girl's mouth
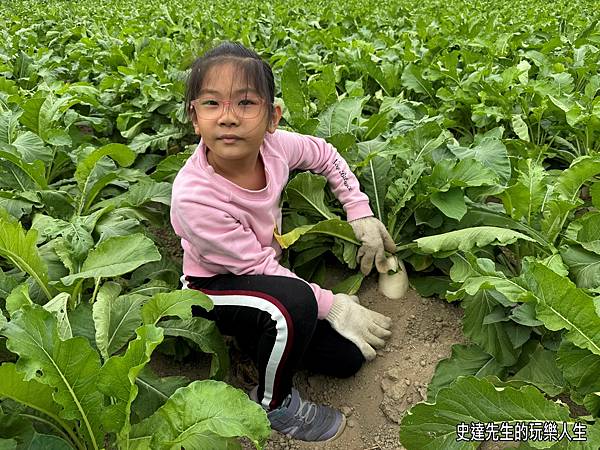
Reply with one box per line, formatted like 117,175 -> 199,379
218,135 -> 242,144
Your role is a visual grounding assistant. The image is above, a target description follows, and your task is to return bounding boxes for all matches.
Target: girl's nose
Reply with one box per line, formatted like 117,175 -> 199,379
217,101 -> 239,125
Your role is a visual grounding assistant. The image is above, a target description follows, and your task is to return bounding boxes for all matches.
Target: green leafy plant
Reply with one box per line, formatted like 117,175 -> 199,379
0,290 -> 268,449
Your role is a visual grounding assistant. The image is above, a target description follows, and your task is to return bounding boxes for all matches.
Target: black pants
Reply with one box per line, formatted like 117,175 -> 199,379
185,273 -> 365,410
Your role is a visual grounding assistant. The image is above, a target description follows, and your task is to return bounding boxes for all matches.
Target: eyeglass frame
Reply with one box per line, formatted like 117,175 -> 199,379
190,97 -> 269,120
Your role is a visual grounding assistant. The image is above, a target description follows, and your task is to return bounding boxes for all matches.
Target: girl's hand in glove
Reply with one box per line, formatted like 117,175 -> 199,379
325,293 -> 392,360
349,216 -> 397,275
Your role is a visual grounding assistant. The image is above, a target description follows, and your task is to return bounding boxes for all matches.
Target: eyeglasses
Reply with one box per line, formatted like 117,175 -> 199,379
191,96 -> 266,120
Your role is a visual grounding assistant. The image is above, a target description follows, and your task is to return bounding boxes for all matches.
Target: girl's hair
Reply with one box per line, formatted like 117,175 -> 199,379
185,42 -> 275,121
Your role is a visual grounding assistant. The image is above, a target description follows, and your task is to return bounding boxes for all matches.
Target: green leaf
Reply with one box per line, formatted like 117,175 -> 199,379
331,273 -> 365,295
43,292 -> 72,340
0,192 -> 35,221
549,95 -> 584,127
509,303 -> 544,327
0,439 -> 17,450
541,157 -> 600,244
448,129 -> 511,184
116,180 -> 172,208
315,97 -> 368,138
591,182 -> 600,209
20,94 -> 78,143
160,318 -> 229,380
129,380 -> 270,450
425,158 -> 498,191
6,284 -> 32,317
129,127 -> 184,153
274,224 -> 313,249
561,245 -> 600,289
462,290 -> 523,366
385,160 -> 427,237
501,159 -> 547,224
141,290 -> 213,326
510,346 -> 565,396
60,234 -> 161,286
81,172 -> 119,212
450,256 -> 530,300
12,131 -> 50,165
283,172 -> 337,220
557,341 -> 600,397
574,212 -> 600,255
0,411 -> 74,450
400,376 -> 600,449
30,214 -> 70,243
0,109 -> 21,144
584,393 -> 600,417
151,150 -> 192,183
414,226 -> 535,256
521,260 -> 600,356
0,266 -> 20,298
427,344 -> 506,401
281,58 -> 307,123
541,199 -> 574,244
1,305 -> 103,450
401,64 -> 433,98
68,302 -> 95,344
98,325 -> 164,436
133,367 -> 190,422
0,363 -> 69,432
409,275 -> 450,297
511,114 -> 530,141
22,433 -> 73,450
358,155 -> 390,222
93,282 -> 145,359
555,156 -> 600,202
117,113 -> 148,139
430,188 -> 467,220
460,204 -> 552,248
0,149 -> 48,190
275,218 -> 359,249
309,65 -> 336,108
74,144 -> 136,213
0,207 -> 52,300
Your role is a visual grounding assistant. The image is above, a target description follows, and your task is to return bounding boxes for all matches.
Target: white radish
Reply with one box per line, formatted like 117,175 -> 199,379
378,255 -> 409,299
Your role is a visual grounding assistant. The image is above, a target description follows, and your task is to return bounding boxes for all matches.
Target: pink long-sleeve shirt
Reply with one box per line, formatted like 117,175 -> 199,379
170,129 -> 373,318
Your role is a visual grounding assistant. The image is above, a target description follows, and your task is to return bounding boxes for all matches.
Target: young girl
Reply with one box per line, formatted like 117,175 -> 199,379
170,42 -> 396,443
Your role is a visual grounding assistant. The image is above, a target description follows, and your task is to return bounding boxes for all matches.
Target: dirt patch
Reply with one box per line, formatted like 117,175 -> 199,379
150,256 -> 465,450
148,224 -> 184,261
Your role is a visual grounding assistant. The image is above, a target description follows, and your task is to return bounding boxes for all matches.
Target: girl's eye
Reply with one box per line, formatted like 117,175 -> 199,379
238,99 -> 258,106
201,100 -> 219,106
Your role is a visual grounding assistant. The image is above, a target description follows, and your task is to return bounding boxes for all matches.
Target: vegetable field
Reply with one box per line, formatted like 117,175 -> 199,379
2,0 -> 600,448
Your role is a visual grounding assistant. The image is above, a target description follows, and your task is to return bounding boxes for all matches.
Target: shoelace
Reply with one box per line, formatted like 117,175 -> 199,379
294,398 -> 318,424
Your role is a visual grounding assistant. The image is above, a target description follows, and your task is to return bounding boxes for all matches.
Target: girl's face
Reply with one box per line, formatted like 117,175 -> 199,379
190,62 -> 281,164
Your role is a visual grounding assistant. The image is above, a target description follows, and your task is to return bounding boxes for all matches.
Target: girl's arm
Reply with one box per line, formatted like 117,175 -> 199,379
278,131 -> 373,221
275,130 -> 396,274
172,206 -> 335,318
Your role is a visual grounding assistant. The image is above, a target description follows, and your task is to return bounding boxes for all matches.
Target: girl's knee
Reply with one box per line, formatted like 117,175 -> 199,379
337,345 -> 365,378
285,278 -> 318,320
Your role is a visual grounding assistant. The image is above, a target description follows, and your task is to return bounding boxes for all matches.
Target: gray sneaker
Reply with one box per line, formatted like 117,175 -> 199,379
250,386 -> 346,442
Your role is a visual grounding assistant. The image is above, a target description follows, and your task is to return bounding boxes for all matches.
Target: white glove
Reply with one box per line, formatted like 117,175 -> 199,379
325,293 -> 392,360
349,216 -> 397,275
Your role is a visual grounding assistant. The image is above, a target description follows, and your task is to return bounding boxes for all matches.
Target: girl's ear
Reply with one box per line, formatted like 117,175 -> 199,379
190,107 -> 201,135
267,104 -> 282,133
